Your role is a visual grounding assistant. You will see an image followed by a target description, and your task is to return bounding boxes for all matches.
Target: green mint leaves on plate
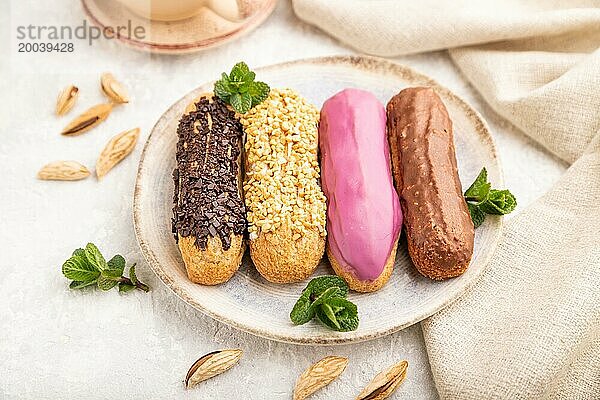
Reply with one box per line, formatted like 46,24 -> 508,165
62,243 -> 149,293
315,298 -> 359,332
290,276 -> 359,332
214,62 -> 270,114
464,168 -> 517,228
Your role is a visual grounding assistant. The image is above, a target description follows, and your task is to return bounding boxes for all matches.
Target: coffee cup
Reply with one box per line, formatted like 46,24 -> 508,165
114,0 -> 243,22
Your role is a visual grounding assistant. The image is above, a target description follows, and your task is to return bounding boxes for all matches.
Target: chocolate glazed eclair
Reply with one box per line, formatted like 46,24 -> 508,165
386,87 -> 474,280
172,94 -> 246,285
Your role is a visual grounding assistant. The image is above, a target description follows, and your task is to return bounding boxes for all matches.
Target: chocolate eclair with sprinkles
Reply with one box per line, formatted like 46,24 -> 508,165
172,93 -> 246,285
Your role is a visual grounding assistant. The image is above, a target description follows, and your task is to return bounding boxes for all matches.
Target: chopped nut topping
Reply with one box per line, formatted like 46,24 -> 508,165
240,88 -> 326,238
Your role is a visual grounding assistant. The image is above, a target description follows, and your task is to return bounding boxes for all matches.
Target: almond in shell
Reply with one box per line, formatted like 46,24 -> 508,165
55,85 -> 79,116
294,356 -> 348,400
37,161 -> 90,181
185,349 -> 243,389
61,103 -> 113,136
356,360 -> 408,400
96,128 -> 140,179
101,72 -> 130,104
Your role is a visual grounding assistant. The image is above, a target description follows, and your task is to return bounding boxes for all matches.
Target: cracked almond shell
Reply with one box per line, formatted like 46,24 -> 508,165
55,85 -> 79,116
356,360 -> 408,400
96,128 -> 140,179
101,72 -> 130,104
294,356 -> 348,400
185,349 -> 243,389
37,161 -> 90,181
61,103 -> 113,136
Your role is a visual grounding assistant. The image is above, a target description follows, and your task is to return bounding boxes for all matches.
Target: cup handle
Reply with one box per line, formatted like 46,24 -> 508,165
207,0 -> 244,22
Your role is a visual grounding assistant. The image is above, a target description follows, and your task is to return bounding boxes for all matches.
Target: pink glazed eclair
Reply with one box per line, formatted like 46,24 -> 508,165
319,89 -> 403,292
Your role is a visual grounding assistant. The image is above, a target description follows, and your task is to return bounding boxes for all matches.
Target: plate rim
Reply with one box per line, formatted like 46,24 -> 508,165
133,55 -> 504,345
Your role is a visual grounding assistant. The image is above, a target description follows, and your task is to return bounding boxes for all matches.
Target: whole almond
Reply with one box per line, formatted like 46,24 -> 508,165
61,103 -> 113,136
96,128 -> 140,179
294,356 -> 348,400
356,360 -> 408,400
101,73 -> 130,104
55,85 -> 79,116
185,349 -> 243,389
37,161 -> 90,181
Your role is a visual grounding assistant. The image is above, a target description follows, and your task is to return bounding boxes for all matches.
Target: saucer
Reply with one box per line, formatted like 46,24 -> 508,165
81,0 -> 278,54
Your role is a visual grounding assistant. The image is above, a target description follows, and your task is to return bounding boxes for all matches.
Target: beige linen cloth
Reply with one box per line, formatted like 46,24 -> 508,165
293,1 -> 600,398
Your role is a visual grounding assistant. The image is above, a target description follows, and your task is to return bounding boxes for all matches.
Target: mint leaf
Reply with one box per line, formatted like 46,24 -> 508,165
316,298 -> 359,332
311,287 -> 342,307
290,275 -> 350,326
62,254 -> 100,282
244,70 -> 256,83
97,270 -> 120,291
307,276 -> 349,298
107,255 -> 125,274
238,81 -> 250,94
249,82 -> 270,107
229,93 -> 252,114
72,248 -> 86,258
464,168 -> 491,203
85,243 -> 107,271
97,278 -> 118,291
238,70 -> 255,85
102,268 -> 123,279
240,93 -> 252,113
119,283 -> 136,293
467,203 -> 486,228
480,189 -> 517,215
129,264 -> 138,285
230,62 -> 250,82
213,62 -> 270,113
290,290 -> 313,325
70,280 -> 97,290
229,93 -> 241,111
318,303 -> 341,330
214,80 -> 231,102
128,264 -> 149,292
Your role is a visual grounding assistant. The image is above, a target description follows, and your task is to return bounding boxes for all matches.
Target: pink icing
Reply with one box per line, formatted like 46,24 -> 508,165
319,88 -> 402,281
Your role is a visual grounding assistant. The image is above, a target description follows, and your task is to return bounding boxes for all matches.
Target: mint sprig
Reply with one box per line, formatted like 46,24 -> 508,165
464,168 -> 491,204
290,276 -> 359,332
214,62 -> 270,114
62,243 -> 149,293
464,168 -> 517,228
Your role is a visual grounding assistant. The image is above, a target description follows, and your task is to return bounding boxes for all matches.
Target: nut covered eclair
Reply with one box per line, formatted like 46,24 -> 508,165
386,87 -> 474,280
172,94 -> 246,285
240,88 -> 326,283
320,89 -> 402,292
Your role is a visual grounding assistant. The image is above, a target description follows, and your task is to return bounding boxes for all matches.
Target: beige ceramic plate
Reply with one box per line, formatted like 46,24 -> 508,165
134,56 -> 503,345
82,0 -> 277,54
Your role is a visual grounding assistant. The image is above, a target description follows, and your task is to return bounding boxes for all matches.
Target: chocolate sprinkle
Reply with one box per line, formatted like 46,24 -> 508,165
172,98 -> 246,251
